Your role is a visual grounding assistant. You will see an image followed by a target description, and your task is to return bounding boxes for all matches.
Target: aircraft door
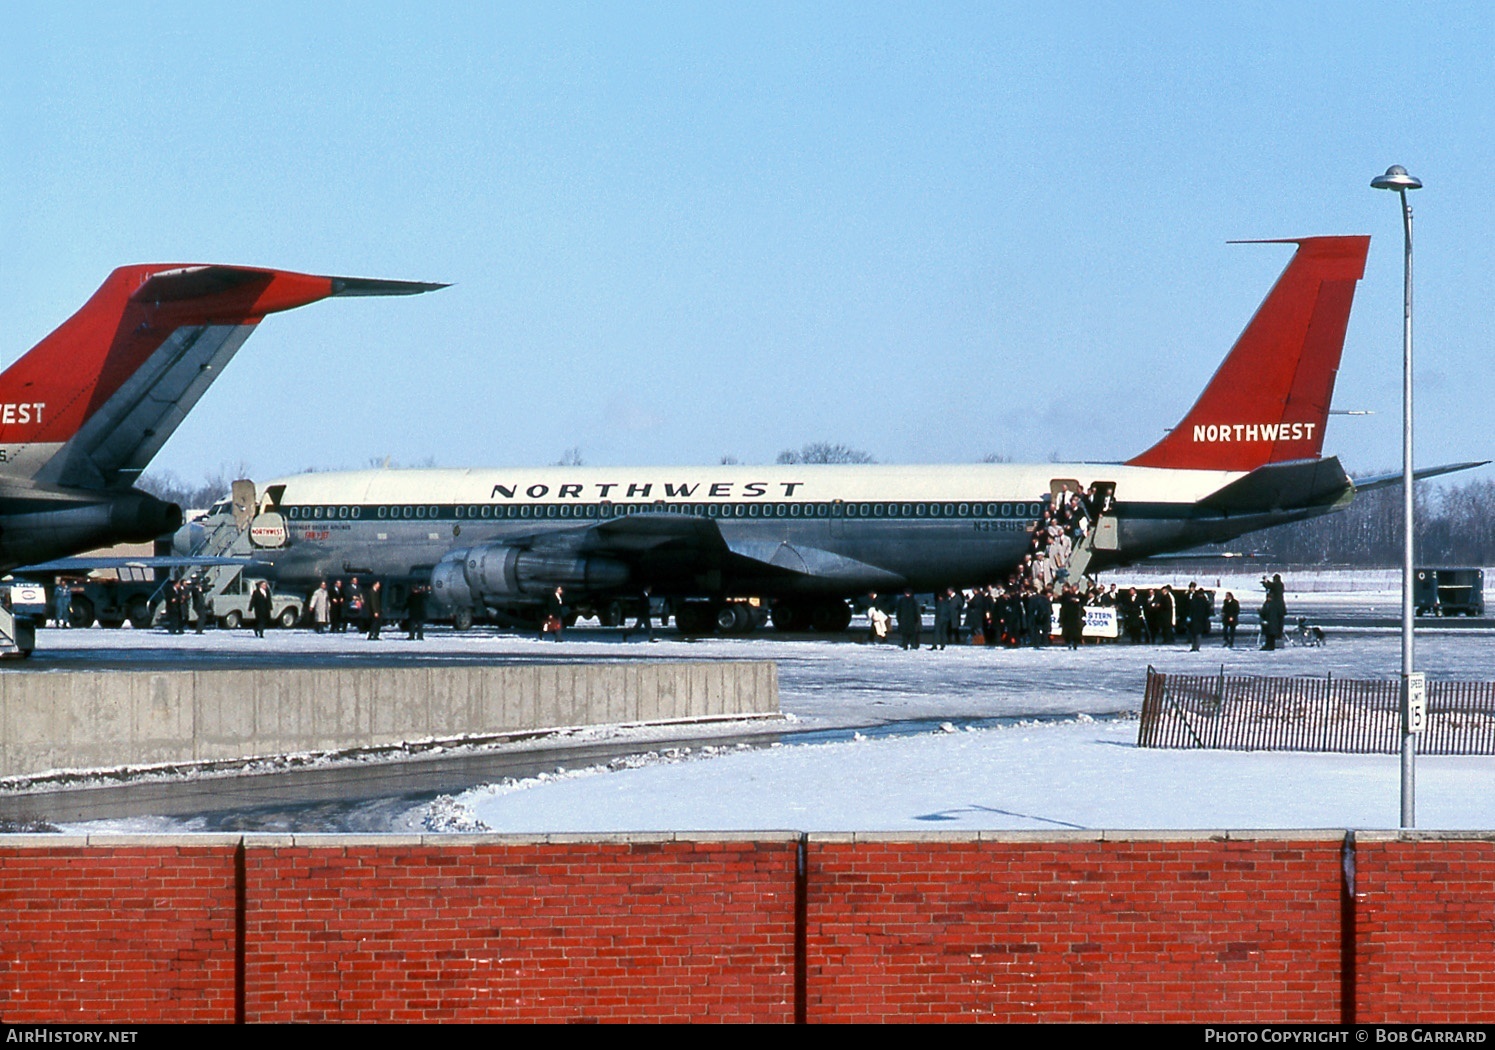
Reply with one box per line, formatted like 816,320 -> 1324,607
231,480 -> 256,530
1048,478 -> 1081,506
1089,481 -> 1119,551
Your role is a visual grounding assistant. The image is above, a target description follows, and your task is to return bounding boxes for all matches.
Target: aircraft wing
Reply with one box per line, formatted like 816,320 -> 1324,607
14,555 -> 250,573
505,512 -> 728,556
515,512 -> 904,588
582,513 -> 731,555
717,534 -> 906,588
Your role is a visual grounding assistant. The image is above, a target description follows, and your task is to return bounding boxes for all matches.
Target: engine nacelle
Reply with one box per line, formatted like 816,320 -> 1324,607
108,490 -> 184,541
0,489 -> 184,567
430,544 -> 630,612
430,551 -> 476,612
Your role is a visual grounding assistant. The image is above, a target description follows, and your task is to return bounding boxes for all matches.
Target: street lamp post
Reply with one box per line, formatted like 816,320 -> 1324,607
1370,163 -> 1422,829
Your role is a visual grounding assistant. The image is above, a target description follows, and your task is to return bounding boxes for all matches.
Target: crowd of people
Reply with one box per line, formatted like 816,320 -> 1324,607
146,574 -> 433,642
867,576 -> 1282,652
1019,484 -> 1100,592
62,566 -> 1287,650
861,484 -> 1290,653
294,576 -> 433,641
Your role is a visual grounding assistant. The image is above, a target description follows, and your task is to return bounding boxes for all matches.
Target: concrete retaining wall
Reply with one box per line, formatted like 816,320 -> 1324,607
0,661 -> 777,779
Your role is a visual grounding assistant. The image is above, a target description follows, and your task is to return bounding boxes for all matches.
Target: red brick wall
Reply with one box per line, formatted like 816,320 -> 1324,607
806,835 -> 1345,1023
1353,835 -> 1495,1024
0,842 -> 237,1023
244,838 -> 798,1022
4,832 -> 1494,1023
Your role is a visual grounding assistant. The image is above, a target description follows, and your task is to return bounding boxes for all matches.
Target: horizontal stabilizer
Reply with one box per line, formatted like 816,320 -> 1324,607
132,267 -> 448,305
1352,461 -> 1490,493
330,276 -> 451,297
1198,456 -> 1352,515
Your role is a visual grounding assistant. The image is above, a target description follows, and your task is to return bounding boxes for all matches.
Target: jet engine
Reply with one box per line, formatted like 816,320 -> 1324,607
108,490 -> 185,540
430,544 -> 630,613
0,488 -> 184,569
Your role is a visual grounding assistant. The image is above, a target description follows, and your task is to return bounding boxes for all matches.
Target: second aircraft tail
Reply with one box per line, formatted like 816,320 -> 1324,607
0,265 -> 445,491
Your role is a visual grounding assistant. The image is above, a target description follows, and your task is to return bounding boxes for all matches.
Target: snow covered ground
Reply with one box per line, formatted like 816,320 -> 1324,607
35,571 -> 1495,835
414,715 -> 1495,834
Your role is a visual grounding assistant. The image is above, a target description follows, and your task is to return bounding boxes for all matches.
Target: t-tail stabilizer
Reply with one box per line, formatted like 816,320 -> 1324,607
1,264 -> 446,492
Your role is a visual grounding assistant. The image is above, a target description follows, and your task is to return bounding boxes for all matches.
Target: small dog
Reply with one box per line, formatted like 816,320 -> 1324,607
1291,617 -> 1326,647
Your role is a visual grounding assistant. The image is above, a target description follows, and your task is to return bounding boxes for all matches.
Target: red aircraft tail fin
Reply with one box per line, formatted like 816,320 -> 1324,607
0,265 -> 444,490
1126,236 -> 1369,472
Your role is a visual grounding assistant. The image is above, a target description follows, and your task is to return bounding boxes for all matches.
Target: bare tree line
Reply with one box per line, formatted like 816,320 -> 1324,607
1226,477 -> 1495,567
138,463 -> 253,512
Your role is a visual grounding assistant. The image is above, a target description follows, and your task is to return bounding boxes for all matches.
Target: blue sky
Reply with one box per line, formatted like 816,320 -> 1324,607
2,3 -> 1490,483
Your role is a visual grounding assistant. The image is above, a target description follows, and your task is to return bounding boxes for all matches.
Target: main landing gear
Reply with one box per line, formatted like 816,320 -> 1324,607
770,600 -> 853,634
675,601 -> 748,635
675,599 -> 852,636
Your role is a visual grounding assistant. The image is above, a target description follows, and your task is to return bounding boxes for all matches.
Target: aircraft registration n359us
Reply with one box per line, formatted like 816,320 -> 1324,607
231,236 -> 1478,633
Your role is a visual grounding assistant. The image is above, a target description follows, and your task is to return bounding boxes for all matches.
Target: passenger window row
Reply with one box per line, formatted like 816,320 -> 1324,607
282,500 -> 1047,522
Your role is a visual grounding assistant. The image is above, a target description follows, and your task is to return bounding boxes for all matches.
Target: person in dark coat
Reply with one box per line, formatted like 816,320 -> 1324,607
965,589 -> 989,646
249,581 -> 273,638
622,587 -> 655,642
406,583 -> 427,641
53,582 -> 72,629
329,579 -> 345,633
165,580 -> 185,634
347,577 -> 365,634
1221,592 -> 1240,648
895,589 -> 922,650
1027,588 -> 1052,647
1142,588 -> 1160,644
366,580 -> 383,640
986,588 -> 1003,645
189,578 -> 208,635
1260,574 -> 1287,650
1005,587 -> 1028,647
1120,588 -> 1145,645
932,589 -> 956,650
1186,582 -> 1212,651
542,586 -> 567,642
1058,585 -> 1085,650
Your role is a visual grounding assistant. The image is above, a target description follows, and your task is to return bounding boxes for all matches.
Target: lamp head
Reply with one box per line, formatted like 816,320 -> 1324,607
1371,165 -> 1423,191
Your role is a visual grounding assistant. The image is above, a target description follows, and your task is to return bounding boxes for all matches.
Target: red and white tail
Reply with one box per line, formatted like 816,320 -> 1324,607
0,265 -> 443,490
1126,236 -> 1369,472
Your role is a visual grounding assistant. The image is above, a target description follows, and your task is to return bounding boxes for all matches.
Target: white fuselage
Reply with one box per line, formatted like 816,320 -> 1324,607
244,461 -> 1270,606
